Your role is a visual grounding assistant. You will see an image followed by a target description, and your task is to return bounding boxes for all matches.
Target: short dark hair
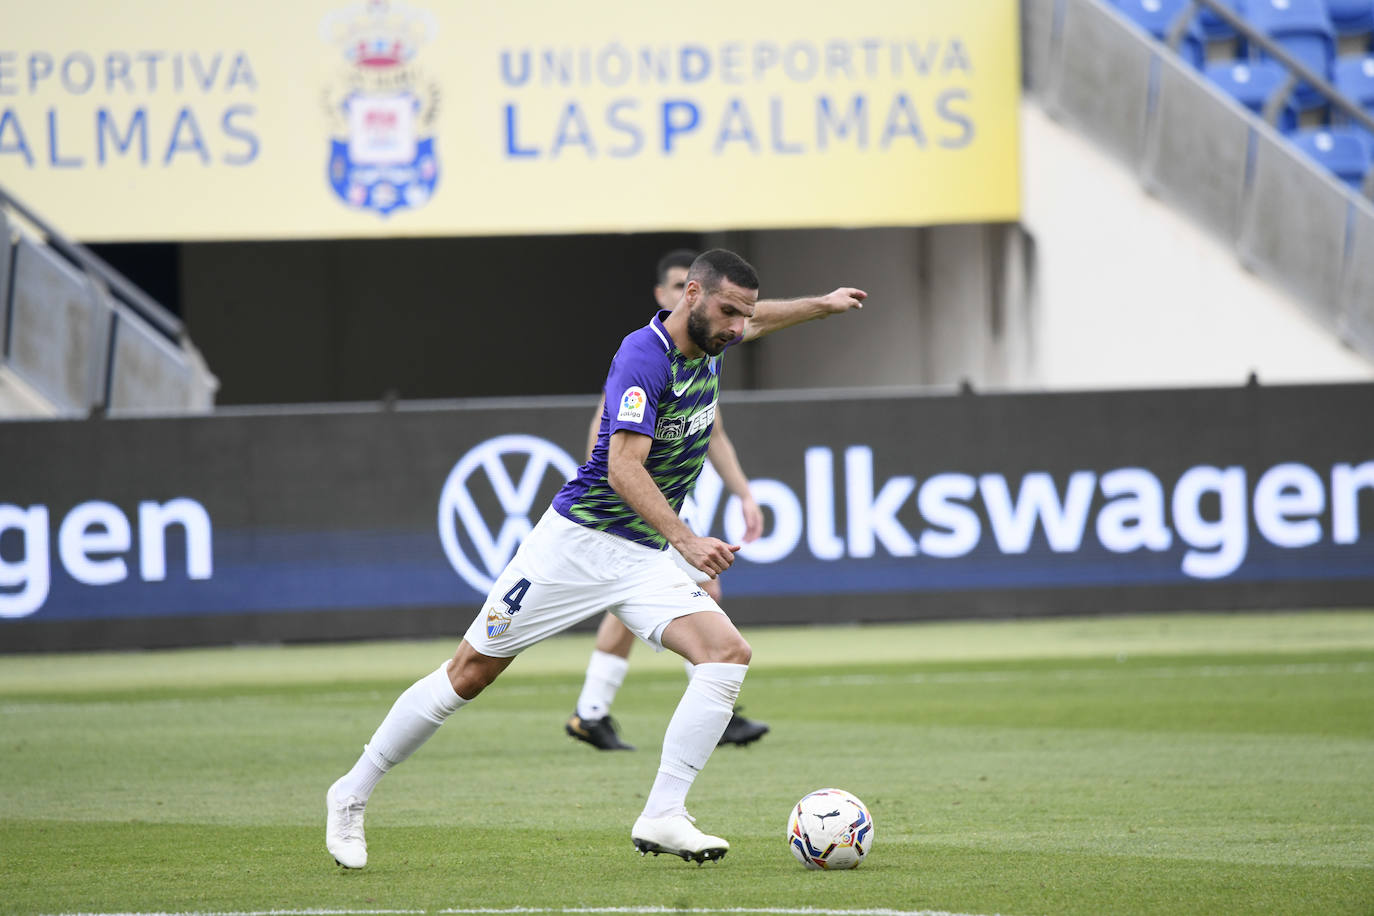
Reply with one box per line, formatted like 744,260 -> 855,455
688,249 -> 759,294
656,248 -> 698,285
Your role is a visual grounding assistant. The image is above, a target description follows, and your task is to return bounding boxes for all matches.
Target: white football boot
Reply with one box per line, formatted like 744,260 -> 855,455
631,812 -> 729,864
325,781 -> 368,868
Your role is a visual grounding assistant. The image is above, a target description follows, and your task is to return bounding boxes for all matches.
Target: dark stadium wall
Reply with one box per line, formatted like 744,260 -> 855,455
172,226 -> 1028,408
742,225 -> 1032,391
2,383 -> 1371,652
178,233 -> 704,405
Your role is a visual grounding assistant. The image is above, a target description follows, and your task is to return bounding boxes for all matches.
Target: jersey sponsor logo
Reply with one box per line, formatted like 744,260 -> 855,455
437,434 -> 579,593
618,387 -> 647,422
654,402 -> 716,441
654,403 -> 719,442
686,401 -> 716,436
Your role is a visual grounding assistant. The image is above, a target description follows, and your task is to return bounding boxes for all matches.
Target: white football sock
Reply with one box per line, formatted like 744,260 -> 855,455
334,747 -> 387,803
576,650 -> 630,720
334,662 -> 467,802
641,661 -> 746,819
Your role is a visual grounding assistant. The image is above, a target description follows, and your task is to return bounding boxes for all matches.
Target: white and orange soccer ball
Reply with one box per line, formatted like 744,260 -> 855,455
786,787 -> 874,870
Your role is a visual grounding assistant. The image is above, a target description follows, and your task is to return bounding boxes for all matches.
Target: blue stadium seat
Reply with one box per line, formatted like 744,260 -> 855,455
1323,0 -> 1374,36
1196,0 -> 1248,42
1112,0 -> 1207,66
1286,125 -> 1374,186
1205,58 -> 1301,128
1334,52 -> 1374,102
1247,0 -> 1337,108
1334,54 -> 1374,140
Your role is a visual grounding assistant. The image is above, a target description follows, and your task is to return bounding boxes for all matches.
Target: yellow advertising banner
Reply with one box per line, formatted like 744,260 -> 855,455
1,1 -> 1021,241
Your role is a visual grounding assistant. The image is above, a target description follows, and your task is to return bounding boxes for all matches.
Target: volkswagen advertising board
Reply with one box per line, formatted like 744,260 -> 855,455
2,384 -> 1372,651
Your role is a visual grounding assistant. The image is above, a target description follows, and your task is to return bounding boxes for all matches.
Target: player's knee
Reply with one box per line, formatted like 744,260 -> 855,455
447,642 -> 509,700
717,633 -> 751,666
448,661 -> 494,700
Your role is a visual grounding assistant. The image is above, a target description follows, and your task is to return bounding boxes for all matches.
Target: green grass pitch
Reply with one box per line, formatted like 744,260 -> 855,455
2,611 -> 1372,916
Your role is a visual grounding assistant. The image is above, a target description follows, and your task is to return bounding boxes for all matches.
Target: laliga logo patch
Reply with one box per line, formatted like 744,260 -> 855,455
485,606 -> 511,638
619,387 -> 647,422
320,1 -> 441,216
438,434 -> 580,594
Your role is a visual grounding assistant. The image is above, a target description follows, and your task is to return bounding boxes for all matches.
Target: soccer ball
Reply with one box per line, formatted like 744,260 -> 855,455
787,787 -> 874,870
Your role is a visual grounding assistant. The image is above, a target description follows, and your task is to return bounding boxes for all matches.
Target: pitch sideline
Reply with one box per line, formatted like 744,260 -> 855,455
45,907 -> 1017,916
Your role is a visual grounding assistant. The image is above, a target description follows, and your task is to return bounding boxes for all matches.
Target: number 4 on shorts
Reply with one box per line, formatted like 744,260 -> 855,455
502,578 -> 531,615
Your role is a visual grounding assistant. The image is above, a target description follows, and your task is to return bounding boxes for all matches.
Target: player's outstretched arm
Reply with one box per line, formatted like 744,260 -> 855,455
740,287 -> 867,343
607,430 -> 739,577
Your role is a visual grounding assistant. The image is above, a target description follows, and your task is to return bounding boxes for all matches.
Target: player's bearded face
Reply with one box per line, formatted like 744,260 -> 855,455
687,299 -> 735,356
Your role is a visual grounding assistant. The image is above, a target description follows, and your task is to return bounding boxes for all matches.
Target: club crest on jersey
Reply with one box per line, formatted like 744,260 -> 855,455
655,416 -> 686,440
618,387 -> 647,422
486,606 -> 512,638
320,2 -> 441,217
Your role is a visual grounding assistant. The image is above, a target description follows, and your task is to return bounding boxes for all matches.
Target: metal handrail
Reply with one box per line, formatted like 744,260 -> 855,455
0,184 -> 185,343
1164,0 -> 1374,138
1159,0 -> 1374,196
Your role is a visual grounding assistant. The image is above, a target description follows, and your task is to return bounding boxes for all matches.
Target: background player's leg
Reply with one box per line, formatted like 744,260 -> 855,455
566,613 -> 637,750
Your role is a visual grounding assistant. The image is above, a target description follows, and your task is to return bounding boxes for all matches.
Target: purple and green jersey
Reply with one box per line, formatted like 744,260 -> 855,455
553,310 -> 722,548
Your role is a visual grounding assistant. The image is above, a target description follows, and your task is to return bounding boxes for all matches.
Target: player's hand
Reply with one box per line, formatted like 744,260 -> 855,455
739,493 -> 764,544
819,287 -> 867,316
680,535 -> 741,578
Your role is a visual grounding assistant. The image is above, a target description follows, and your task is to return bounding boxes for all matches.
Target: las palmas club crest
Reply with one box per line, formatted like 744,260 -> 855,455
320,1 -> 441,216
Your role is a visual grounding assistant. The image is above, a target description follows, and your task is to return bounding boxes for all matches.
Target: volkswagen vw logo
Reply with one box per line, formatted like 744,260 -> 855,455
438,434 -> 580,593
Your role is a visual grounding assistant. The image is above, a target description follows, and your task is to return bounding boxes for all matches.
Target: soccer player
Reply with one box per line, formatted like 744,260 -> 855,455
566,249 -> 769,751
326,249 -> 866,868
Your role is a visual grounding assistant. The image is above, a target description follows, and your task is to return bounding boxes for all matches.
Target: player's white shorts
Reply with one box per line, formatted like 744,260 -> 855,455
462,507 -> 724,657
667,544 -> 712,584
